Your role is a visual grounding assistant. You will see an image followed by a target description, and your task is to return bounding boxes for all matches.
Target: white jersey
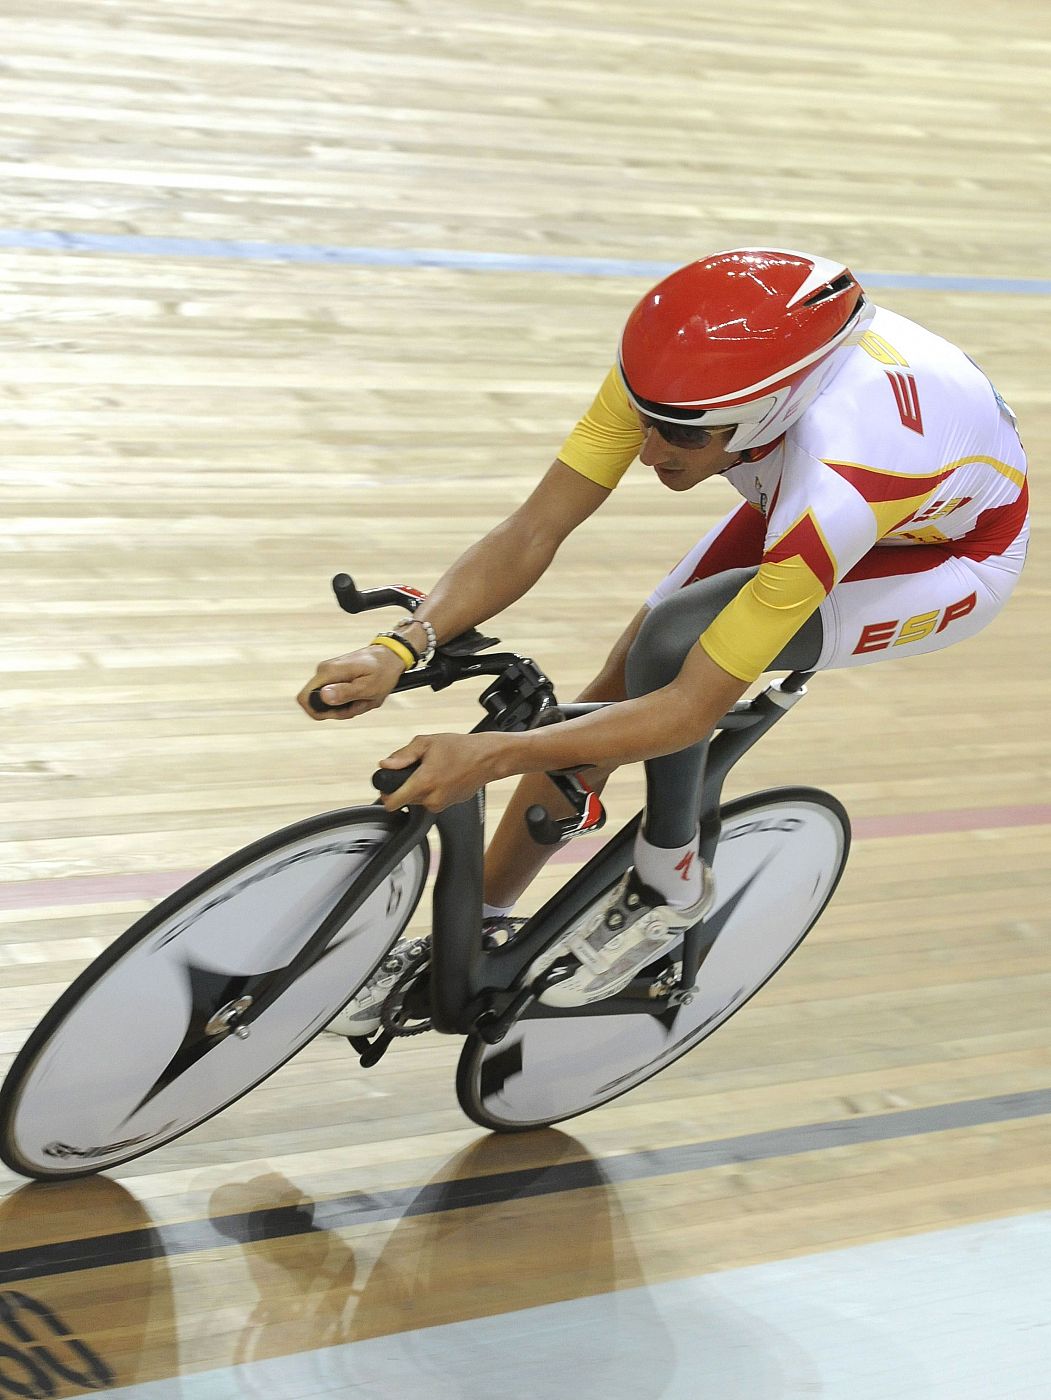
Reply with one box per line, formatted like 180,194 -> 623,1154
560,306 -> 1029,682
702,308 -> 1028,679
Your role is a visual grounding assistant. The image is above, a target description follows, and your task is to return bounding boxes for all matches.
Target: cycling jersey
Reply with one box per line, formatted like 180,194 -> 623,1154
558,307 -> 1029,682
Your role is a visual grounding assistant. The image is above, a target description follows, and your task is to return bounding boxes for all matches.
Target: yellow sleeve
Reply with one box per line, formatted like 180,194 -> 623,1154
698,559 -> 828,683
557,366 -> 644,489
699,505 -> 840,682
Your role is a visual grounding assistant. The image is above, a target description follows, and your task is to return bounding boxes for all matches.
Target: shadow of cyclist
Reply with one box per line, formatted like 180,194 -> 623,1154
207,1128 -> 828,1399
207,1131 -> 678,1397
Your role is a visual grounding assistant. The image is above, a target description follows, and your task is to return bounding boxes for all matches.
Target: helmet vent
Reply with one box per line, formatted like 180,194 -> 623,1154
802,272 -> 854,307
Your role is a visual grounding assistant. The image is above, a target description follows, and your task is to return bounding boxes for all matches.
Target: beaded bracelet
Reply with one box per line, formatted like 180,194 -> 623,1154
394,616 -> 437,667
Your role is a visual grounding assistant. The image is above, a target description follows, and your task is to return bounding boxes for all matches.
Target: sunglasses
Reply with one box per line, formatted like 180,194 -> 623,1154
639,415 -> 735,449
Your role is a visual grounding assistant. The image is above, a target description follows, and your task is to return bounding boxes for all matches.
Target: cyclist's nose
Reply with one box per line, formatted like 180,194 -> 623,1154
638,427 -> 674,467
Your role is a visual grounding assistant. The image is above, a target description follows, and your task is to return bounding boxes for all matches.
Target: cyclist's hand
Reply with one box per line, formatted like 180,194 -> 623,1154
297,645 -> 405,721
378,733 -> 505,812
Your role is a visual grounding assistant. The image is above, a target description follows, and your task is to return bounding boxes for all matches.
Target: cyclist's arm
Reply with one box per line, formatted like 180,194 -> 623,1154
409,459 -> 611,643
402,367 -> 641,647
298,460 -> 609,717
378,644 -> 749,811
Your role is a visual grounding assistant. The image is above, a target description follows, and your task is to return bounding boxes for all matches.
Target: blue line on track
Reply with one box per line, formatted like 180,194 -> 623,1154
1,228 -> 1048,294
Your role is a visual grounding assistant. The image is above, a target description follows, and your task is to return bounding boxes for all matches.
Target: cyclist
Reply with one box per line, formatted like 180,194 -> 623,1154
297,247 -> 1029,1033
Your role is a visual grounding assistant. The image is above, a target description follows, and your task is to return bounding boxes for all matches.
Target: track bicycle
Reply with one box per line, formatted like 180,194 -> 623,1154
0,575 -> 850,1180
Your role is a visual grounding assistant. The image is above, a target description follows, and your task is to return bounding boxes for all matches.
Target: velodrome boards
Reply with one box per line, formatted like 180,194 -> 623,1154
0,0 -> 1048,1395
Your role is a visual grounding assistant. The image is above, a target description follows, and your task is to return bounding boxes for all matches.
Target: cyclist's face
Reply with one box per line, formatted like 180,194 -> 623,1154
636,416 -> 741,489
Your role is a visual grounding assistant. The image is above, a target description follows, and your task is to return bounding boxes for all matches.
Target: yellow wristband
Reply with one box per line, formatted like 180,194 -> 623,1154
370,634 -> 416,670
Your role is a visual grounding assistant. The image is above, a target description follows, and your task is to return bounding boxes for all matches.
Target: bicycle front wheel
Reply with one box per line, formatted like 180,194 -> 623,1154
458,787 -> 849,1131
0,807 -> 428,1180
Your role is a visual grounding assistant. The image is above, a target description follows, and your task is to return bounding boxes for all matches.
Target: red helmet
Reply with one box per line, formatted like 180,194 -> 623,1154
618,248 -> 871,451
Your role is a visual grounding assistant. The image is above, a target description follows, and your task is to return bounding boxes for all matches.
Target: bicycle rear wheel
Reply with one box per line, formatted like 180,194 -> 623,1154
0,807 -> 428,1179
457,787 -> 849,1131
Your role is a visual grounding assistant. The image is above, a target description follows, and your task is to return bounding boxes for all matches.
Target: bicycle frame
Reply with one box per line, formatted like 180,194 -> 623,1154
298,574 -> 814,1051
421,673 -> 812,1038
316,676 -> 815,1052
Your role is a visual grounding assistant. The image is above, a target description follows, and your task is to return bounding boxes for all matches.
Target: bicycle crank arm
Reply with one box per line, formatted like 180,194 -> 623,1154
471,962 -> 577,1044
348,1027 -> 397,1068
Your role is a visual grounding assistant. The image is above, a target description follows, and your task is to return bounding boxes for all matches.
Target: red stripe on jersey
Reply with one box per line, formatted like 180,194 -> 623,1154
950,478 -> 1029,561
886,371 -> 924,434
763,512 -> 836,593
824,460 -> 955,503
842,479 -> 1028,581
683,503 -> 767,585
842,545 -> 951,582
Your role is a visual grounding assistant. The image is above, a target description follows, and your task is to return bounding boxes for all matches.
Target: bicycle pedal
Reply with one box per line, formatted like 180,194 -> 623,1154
645,960 -> 683,999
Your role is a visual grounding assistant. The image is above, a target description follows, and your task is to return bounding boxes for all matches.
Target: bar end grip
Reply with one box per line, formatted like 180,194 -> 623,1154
372,763 -> 421,796
525,804 -> 565,846
332,573 -> 368,614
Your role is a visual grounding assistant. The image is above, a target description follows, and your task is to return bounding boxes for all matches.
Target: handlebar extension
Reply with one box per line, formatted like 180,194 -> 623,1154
308,573 -> 504,714
332,574 -> 425,616
315,573 -> 606,845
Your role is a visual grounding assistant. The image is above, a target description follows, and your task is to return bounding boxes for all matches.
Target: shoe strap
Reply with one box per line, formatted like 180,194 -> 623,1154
562,931 -> 612,974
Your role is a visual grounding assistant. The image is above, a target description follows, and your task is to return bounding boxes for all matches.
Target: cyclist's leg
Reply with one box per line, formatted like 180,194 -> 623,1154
484,502 -> 769,909
628,501 -> 806,852
482,605 -> 648,909
527,571 -> 823,1006
627,573 -> 822,848
810,541 -> 1025,671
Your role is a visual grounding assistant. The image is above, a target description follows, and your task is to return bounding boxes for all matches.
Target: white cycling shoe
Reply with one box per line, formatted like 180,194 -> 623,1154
323,917 -> 527,1039
527,864 -> 714,1008
323,938 -> 429,1038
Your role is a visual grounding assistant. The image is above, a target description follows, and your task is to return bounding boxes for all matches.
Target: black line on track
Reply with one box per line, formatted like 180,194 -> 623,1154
2,1086 -> 1049,1286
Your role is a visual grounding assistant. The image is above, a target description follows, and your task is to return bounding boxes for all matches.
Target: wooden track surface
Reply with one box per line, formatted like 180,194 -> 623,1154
0,0 -> 1048,1393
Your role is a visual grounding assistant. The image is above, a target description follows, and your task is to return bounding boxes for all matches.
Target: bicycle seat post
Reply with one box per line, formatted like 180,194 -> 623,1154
698,672 -> 814,841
